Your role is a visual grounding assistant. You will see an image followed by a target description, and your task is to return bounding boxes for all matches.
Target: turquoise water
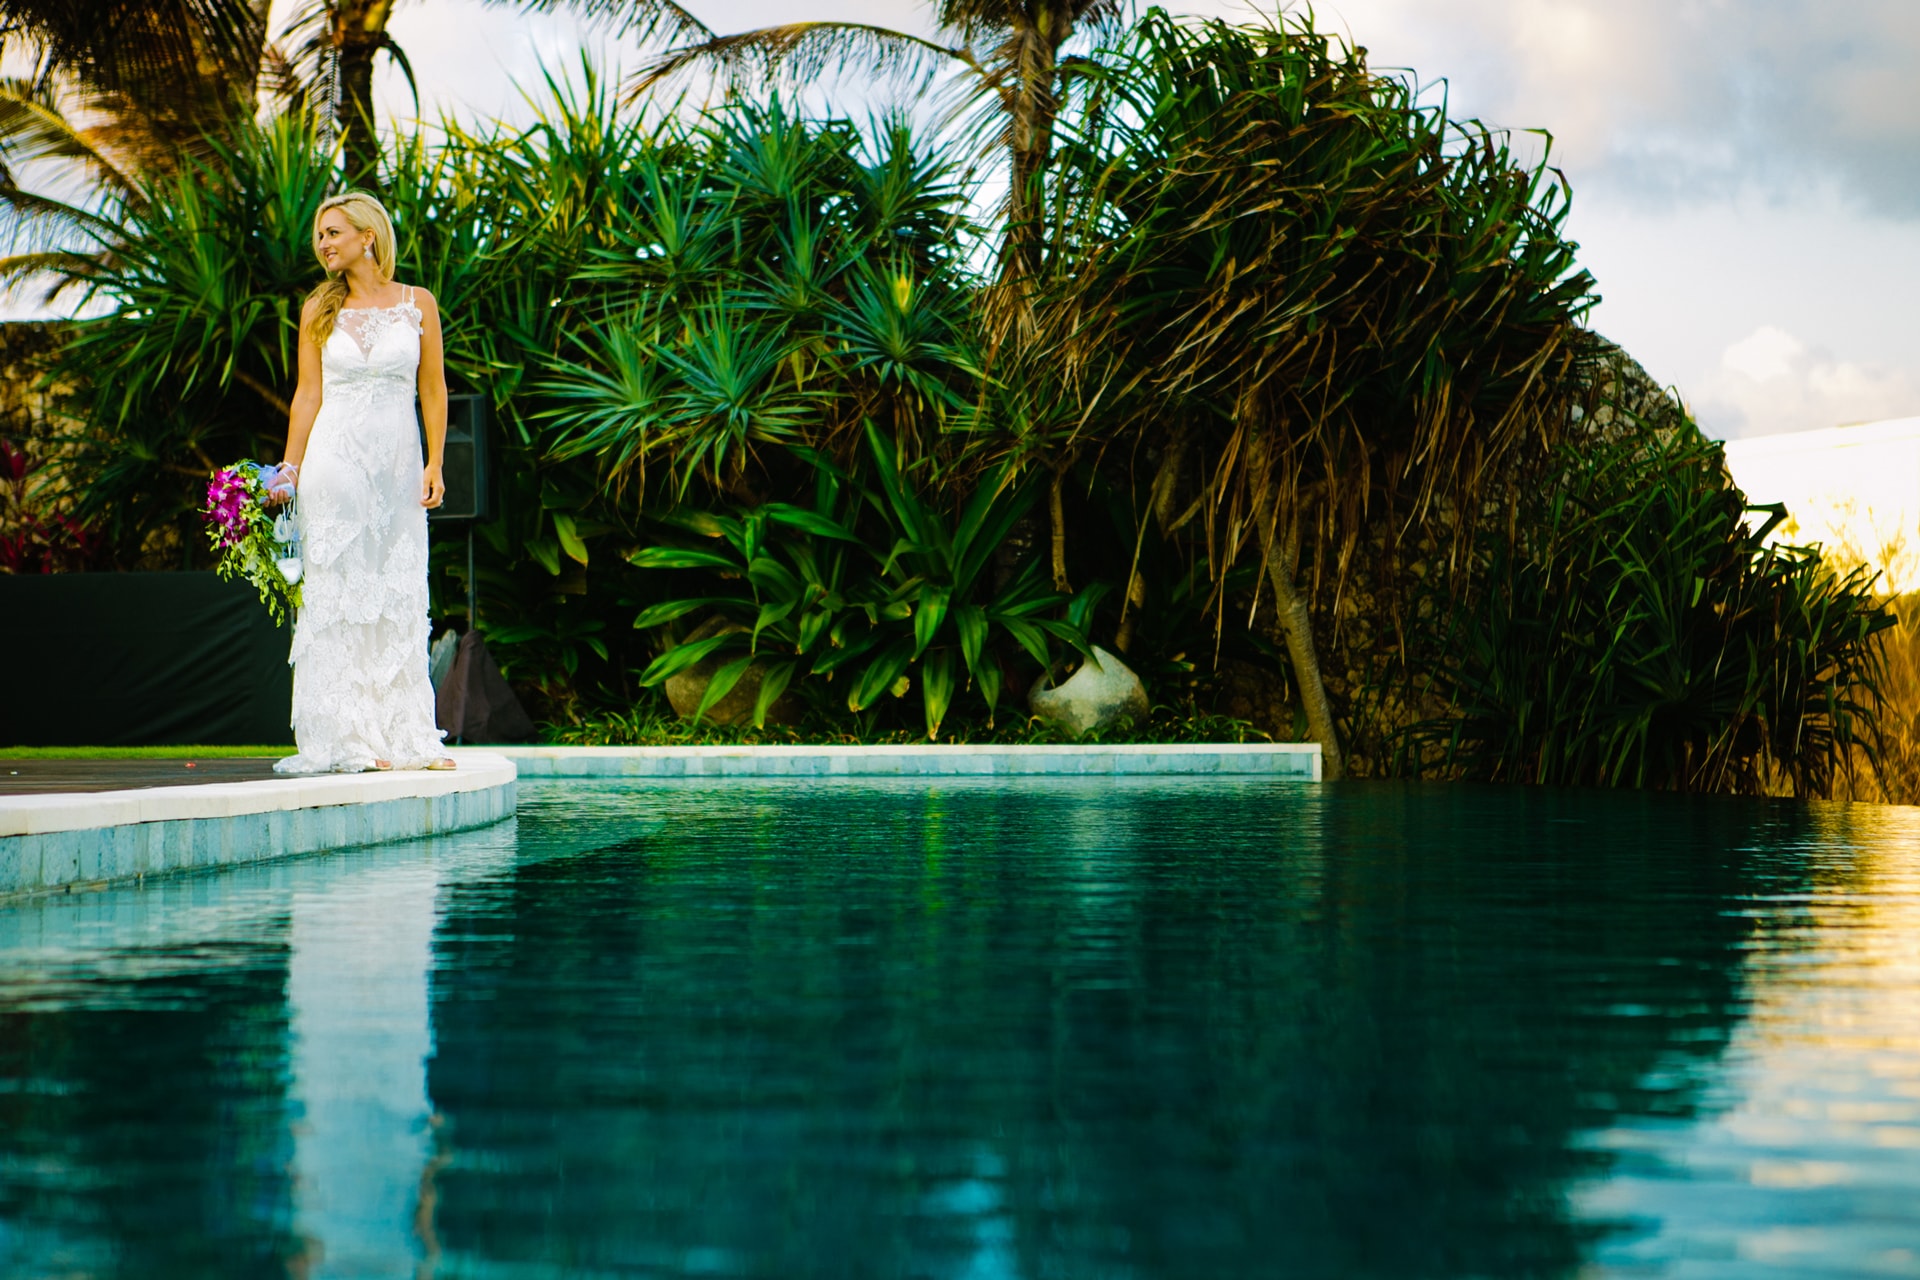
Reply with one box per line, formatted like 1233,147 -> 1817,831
1,779 -> 1918,1278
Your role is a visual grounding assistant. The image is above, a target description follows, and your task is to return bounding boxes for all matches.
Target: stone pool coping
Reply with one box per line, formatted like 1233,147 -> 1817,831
496,741 -> 1322,780
1,753 -> 516,898
0,742 -> 1319,898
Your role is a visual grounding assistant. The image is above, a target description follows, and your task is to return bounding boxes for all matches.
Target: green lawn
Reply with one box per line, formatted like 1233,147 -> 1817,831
0,745 -> 293,759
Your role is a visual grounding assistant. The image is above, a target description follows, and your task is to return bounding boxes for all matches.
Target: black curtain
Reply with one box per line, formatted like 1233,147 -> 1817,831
0,573 -> 292,746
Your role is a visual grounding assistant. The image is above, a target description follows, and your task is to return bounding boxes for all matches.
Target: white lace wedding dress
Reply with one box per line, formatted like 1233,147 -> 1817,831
275,286 -> 448,774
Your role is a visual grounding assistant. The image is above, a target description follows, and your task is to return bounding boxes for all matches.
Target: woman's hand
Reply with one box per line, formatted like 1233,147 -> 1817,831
421,462 -> 446,509
266,463 -> 298,505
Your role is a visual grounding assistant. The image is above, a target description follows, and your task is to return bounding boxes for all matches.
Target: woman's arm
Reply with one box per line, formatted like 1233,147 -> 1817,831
416,288 -> 448,510
274,297 -> 325,500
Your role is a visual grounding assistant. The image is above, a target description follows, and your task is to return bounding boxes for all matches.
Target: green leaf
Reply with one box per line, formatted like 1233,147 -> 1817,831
528,538 -> 562,577
999,618 -> 1053,669
764,503 -> 859,541
637,632 -> 735,687
796,608 -> 832,653
553,512 -> 590,565
848,639 -> 913,711
693,653 -> 756,723
922,648 -> 954,739
953,603 -> 987,675
811,631 -> 881,675
975,651 -> 1003,721
913,584 -> 950,657
633,597 -> 736,629
626,546 -> 741,572
752,659 -> 797,727
754,599 -> 797,641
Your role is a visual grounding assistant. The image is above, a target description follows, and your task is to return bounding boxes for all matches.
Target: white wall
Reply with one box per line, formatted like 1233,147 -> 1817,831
1722,417 -> 1920,592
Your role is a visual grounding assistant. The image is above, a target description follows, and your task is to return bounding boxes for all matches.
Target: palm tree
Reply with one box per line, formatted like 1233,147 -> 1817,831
0,0 -> 274,276
603,0 -> 1128,279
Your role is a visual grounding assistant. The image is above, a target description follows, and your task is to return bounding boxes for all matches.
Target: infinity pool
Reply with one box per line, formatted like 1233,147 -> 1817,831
1,779 -> 1917,1278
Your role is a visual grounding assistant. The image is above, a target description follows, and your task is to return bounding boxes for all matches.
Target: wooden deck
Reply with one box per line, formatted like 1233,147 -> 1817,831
0,758 -> 282,795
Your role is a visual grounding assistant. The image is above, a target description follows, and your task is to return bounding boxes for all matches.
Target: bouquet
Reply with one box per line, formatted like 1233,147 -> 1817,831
204,461 -> 302,624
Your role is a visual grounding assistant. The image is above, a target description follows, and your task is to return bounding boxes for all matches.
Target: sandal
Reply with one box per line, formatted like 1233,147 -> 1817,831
426,757 -> 458,771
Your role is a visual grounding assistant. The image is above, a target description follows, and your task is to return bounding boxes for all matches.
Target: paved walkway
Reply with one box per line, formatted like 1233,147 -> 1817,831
0,758 -> 283,795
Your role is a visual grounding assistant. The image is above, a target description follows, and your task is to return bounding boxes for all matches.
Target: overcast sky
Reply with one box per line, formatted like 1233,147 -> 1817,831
336,0 -> 1920,438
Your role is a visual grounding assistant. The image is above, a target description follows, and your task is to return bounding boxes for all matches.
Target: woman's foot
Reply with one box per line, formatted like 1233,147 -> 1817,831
426,757 -> 458,771
370,759 -> 393,771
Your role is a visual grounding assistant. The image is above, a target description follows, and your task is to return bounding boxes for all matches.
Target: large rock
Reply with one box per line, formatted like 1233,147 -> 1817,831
663,617 -> 801,727
1028,645 -> 1150,736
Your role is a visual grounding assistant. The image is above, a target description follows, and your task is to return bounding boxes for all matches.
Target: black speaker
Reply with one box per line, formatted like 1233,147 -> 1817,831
422,392 -> 492,522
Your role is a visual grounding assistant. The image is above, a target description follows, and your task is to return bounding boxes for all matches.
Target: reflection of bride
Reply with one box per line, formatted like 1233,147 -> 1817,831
268,191 -> 455,774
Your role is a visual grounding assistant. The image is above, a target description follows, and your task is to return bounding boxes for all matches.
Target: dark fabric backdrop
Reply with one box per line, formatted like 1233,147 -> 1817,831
0,572 -> 292,746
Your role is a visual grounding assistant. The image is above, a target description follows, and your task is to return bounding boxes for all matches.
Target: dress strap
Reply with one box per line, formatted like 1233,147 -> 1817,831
400,284 -> 414,308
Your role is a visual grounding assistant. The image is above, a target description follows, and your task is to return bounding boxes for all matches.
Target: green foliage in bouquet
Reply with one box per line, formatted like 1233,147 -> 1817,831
203,462 -> 300,624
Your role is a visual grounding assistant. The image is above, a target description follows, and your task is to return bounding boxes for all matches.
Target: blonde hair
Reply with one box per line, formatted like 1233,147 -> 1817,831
303,191 -> 397,346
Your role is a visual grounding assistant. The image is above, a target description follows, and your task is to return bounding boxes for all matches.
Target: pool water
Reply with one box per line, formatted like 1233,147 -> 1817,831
2,779 -> 1918,1278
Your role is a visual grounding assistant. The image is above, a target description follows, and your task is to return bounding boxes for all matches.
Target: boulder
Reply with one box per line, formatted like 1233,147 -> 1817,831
1028,645 -> 1150,736
663,617 -> 801,727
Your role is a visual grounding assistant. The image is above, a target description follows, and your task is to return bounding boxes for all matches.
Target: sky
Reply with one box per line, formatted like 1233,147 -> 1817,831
282,0 -> 1919,439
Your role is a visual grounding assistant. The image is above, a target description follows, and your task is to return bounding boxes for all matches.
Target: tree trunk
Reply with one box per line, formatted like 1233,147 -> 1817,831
1002,5 -> 1067,281
1247,428 -> 1344,778
1048,468 -> 1071,593
1263,522 -> 1345,780
330,0 -> 395,187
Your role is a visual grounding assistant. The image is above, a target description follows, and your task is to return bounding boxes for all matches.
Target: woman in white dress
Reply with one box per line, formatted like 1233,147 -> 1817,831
269,191 -> 456,773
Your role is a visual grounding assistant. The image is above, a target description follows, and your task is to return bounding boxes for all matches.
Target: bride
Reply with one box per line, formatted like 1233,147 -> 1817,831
269,190 -> 456,774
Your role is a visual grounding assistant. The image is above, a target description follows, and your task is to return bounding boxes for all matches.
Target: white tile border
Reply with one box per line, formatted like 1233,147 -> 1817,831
0,752 -> 517,838
493,742 -> 1322,780
0,742 -> 1317,898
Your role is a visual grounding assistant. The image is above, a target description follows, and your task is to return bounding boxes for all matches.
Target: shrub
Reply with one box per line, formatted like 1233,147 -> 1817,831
1401,427 -> 1891,796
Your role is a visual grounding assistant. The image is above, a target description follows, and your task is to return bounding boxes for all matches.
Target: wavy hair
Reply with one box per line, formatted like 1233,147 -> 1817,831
303,191 -> 397,347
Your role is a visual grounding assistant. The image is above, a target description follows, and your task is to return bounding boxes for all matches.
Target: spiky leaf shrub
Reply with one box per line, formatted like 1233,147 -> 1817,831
629,423 -> 1100,737
1018,8 -> 1598,773
1403,428 -> 1891,796
38,114 -> 334,565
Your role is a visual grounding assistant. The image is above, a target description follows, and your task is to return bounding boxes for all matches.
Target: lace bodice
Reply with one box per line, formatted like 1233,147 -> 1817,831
322,289 -> 423,411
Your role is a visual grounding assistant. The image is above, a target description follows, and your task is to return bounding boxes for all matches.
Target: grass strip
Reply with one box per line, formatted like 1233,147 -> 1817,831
0,746 -> 293,759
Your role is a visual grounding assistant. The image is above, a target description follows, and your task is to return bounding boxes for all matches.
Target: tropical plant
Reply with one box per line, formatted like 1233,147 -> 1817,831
24,114 -> 336,563
0,435 -> 98,572
630,422 -> 1099,736
616,0 -> 1130,278
1020,10 -> 1597,775
537,98 -> 978,497
1402,427 -> 1891,796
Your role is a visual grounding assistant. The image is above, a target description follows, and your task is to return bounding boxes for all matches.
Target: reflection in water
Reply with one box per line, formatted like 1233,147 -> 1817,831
0,916 -> 298,1276
0,833 -> 517,1280
0,782 -> 1915,1277
287,863 -> 441,1277
1577,802 -> 1920,1275
417,781 -> 1796,1278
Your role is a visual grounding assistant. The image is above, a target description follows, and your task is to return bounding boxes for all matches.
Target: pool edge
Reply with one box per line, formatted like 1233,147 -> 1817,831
0,754 -> 517,899
494,741 -> 1323,780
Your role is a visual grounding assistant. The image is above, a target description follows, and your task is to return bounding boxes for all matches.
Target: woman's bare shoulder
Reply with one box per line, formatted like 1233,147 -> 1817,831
402,284 -> 439,312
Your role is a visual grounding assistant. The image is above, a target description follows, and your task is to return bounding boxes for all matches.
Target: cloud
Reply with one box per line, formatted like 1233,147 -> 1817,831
366,0 -> 1920,214
1692,325 -> 1920,438
1214,0 -> 1920,217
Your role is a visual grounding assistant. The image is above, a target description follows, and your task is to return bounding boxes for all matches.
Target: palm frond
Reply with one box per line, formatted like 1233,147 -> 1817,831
0,78 -> 137,200
0,247 -> 108,296
625,22 -> 980,102
495,0 -> 713,45
0,0 -> 267,90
